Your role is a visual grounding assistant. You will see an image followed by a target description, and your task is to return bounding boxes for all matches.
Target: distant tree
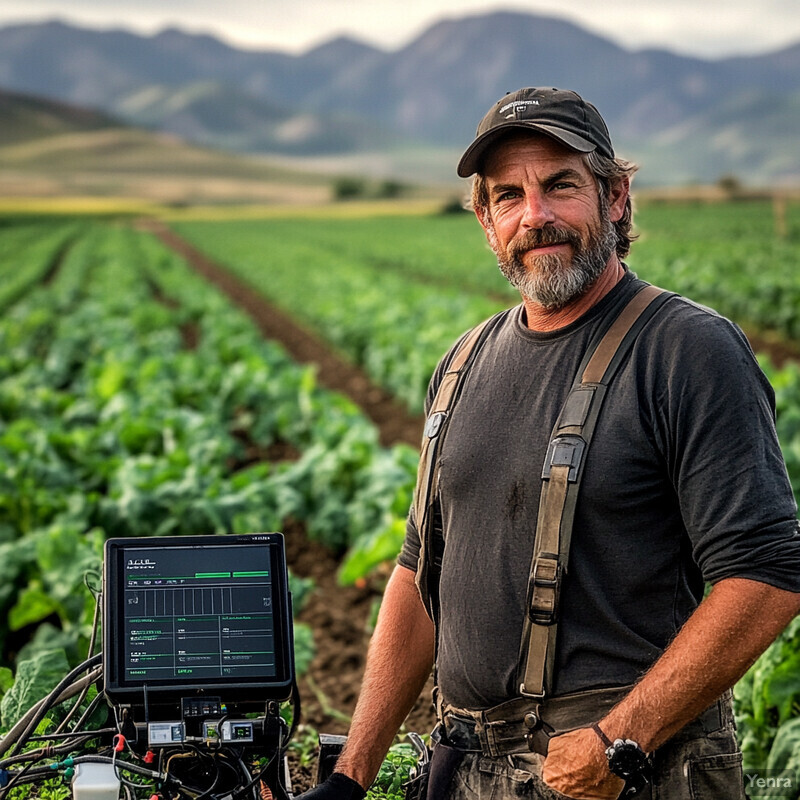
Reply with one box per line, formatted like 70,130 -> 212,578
717,174 -> 742,198
375,180 -> 406,199
439,196 -> 470,215
333,177 -> 366,200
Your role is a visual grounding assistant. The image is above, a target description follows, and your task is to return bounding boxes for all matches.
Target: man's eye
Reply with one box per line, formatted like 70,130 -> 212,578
550,182 -> 574,191
495,191 -> 518,202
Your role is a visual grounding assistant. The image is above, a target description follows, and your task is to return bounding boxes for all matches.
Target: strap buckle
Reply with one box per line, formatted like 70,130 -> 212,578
541,435 -> 586,482
528,553 -> 561,625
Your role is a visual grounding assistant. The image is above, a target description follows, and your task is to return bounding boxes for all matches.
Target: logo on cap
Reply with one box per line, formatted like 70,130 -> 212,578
499,98 -> 540,119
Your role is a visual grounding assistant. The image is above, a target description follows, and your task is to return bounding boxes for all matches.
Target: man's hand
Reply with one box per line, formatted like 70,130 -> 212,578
294,772 -> 366,800
542,727 -> 624,800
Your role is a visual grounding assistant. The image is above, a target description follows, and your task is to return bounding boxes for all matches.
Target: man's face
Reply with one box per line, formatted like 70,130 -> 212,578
476,134 -> 624,310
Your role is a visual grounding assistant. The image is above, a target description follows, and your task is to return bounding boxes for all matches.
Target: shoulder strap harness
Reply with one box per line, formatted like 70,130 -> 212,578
412,283 -> 674,716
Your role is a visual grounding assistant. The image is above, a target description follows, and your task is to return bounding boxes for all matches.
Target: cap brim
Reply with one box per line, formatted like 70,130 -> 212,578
457,121 -> 597,178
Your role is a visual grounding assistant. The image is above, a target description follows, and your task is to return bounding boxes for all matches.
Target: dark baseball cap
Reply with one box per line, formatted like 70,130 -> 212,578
457,87 -> 615,177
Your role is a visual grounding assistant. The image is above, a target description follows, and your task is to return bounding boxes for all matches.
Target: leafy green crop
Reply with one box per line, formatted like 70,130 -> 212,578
0,221 -> 79,312
630,200 -> 800,339
366,741 -> 420,800
735,616 -> 800,798
0,649 -> 70,730
2,206 -> 800,789
172,217 -> 505,411
0,221 -> 418,725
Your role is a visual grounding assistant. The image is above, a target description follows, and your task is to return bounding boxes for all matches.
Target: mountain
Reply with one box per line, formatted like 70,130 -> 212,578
0,15 -> 799,184
115,81 -> 401,155
0,20 -> 402,157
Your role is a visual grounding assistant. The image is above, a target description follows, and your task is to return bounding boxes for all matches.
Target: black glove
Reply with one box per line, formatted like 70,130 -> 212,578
295,772 -> 366,800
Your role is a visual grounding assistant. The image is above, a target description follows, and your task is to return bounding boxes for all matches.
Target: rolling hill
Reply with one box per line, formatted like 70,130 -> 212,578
0,88 -> 332,204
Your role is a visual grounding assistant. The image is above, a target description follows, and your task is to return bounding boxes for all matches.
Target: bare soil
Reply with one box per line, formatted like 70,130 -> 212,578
141,221 -> 425,450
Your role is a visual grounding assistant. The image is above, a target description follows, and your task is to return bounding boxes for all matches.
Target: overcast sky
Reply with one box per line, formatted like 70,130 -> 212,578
0,0 -> 798,58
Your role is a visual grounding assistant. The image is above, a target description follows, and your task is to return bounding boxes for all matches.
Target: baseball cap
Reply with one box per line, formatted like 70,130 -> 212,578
457,87 -> 615,178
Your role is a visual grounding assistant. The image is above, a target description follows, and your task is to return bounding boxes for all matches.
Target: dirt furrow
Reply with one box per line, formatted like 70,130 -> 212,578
138,219 -> 425,449
137,219 -> 437,784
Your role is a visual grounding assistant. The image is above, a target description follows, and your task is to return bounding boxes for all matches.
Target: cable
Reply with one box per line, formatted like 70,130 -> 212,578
189,752 -> 221,800
6,755 -> 165,791
0,733 -> 106,768
0,750 -> 53,798
227,751 -> 278,800
73,755 -> 163,781
282,680 -> 301,750
69,689 -> 107,735
4,654 -> 103,758
0,666 -> 103,761
55,593 -> 103,735
25,728 -> 115,743
163,750 -> 197,790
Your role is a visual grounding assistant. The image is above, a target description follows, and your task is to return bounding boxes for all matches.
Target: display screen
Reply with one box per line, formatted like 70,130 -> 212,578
103,534 -> 294,707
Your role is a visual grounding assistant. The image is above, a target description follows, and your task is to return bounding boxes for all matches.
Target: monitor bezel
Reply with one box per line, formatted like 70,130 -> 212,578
102,533 -> 294,710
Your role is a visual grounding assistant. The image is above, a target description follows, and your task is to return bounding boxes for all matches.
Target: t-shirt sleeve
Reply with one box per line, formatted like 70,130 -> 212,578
397,503 -> 421,571
652,303 -> 800,591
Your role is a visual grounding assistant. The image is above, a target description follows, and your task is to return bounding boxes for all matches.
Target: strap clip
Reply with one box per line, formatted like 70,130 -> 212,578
542,435 -> 586,482
424,411 -> 447,439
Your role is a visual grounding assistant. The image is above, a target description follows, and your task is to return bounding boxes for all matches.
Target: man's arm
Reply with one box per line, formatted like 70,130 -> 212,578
332,564 -> 435,790
543,578 -> 800,799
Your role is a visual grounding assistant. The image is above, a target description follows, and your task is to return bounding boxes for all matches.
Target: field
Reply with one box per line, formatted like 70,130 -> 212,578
0,200 -> 799,797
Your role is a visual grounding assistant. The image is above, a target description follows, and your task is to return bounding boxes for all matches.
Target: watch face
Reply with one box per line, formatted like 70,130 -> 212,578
608,741 -> 649,778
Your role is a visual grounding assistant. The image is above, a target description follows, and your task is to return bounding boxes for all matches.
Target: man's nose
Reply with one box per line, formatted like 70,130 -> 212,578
520,190 -> 556,229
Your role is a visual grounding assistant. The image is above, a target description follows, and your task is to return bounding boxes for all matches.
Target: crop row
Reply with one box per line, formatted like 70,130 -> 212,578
0,222 -> 418,728
172,217 -> 504,412
173,201 -> 800,412
629,200 -> 800,339
0,220 -> 79,311
172,209 -> 800,784
173,219 -> 510,412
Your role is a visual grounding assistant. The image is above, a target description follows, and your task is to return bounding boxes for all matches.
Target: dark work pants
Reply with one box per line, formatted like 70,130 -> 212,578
441,719 -> 745,799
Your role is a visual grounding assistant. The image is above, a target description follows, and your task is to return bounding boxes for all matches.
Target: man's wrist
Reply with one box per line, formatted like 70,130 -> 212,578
591,722 -> 650,781
332,753 -> 372,791
596,699 -> 659,754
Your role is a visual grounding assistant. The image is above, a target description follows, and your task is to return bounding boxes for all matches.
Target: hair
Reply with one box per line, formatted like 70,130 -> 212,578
469,144 -> 639,259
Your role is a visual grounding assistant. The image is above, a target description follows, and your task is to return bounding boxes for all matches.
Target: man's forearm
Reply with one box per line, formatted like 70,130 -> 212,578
600,577 -> 800,752
543,578 -> 800,798
334,565 -> 435,790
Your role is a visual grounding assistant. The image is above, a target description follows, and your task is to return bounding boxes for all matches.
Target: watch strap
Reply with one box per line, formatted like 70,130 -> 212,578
590,721 -> 613,749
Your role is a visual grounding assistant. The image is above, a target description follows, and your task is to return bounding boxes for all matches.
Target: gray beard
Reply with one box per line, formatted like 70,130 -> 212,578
490,205 -> 618,311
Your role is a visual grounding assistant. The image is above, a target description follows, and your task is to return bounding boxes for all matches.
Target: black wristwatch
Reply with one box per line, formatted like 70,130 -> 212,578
591,723 -> 651,795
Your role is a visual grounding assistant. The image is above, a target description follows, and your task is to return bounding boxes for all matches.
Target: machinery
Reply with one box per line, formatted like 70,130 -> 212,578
0,534 -> 300,800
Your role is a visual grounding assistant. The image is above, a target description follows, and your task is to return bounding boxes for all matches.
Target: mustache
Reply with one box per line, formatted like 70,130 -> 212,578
508,227 -> 582,259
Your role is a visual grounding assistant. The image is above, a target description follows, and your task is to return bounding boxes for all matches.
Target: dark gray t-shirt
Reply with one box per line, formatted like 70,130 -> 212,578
399,272 -> 800,710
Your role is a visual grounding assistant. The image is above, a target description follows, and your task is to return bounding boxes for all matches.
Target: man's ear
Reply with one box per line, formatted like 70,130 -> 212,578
607,177 -> 630,224
474,204 -> 492,237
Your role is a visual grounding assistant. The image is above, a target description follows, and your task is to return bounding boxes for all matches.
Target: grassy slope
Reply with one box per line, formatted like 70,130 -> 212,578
0,89 -> 332,204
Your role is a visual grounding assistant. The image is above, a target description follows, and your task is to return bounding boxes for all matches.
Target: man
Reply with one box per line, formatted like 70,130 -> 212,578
301,88 -> 800,799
